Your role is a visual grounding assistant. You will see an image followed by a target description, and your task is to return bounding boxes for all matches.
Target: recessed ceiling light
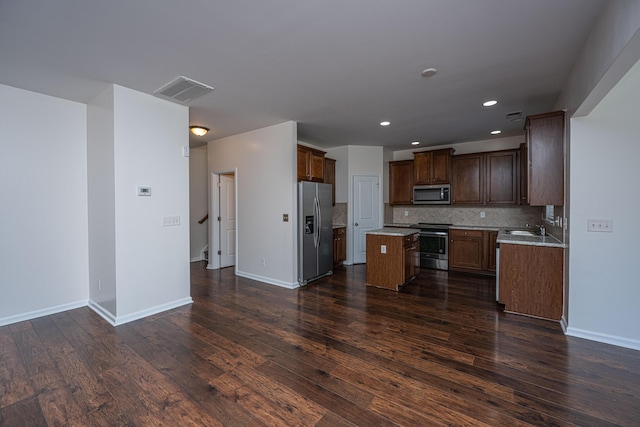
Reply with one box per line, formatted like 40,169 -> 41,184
483,100 -> 498,107
411,141 -> 420,146
421,68 -> 437,77
491,130 -> 502,135
380,121 -> 391,126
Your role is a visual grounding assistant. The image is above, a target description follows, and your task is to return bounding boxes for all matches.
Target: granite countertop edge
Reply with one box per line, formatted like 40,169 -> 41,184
367,227 -> 420,237
497,232 -> 566,248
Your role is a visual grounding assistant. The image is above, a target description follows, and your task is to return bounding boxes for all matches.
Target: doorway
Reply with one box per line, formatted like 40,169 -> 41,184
352,175 -> 380,264
209,171 -> 237,270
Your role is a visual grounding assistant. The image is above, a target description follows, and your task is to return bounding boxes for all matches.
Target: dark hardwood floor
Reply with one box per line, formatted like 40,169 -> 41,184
2,263 -> 639,426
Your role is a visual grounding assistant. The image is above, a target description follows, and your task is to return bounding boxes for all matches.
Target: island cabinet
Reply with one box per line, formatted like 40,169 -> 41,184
413,148 -> 454,185
333,226 -> 346,266
389,160 -> 414,205
366,231 -> 419,290
324,157 -> 336,205
498,243 -> 564,320
297,144 -> 326,182
449,228 -> 497,275
525,110 -> 565,206
451,149 -> 518,205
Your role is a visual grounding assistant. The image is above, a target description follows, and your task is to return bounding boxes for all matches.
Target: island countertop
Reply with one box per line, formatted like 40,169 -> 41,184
366,227 -> 420,237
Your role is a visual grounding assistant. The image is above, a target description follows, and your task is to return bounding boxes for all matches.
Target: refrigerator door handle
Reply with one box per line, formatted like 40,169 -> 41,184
313,196 -> 319,248
316,196 -> 322,247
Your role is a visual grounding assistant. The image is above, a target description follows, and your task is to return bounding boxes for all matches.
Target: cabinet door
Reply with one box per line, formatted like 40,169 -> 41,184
324,158 -> 336,205
519,143 -> 528,205
452,154 -> 484,204
527,111 -> 564,206
310,150 -> 325,182
431,149 -> 452,184
297,146 -> 310,181
485,150 -> 518,205
449,229 -> 484,270
486,230 -> 498,272
413,152 -> 432,185
389,160 -> 414,205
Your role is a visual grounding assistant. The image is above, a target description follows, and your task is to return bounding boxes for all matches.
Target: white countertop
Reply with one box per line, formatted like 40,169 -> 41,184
367,227 -> 420,237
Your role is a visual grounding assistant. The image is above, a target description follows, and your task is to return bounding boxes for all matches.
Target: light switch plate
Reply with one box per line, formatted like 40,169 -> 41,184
381,245 -> 387,254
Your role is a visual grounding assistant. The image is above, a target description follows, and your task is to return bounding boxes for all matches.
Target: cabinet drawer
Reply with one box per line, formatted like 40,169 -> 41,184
403,233 -> 418,246
333,227 -> 346,237
450,229 -> 483,238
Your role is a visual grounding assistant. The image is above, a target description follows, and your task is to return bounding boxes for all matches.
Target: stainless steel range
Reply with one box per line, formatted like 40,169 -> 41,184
411,223 -> 451,270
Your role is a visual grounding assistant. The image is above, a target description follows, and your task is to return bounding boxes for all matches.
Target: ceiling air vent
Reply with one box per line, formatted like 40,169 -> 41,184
506,111 -> 523,122
153,76 -> 214,104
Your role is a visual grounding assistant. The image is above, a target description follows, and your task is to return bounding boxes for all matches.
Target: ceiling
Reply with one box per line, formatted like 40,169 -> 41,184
0,0 -> 605,150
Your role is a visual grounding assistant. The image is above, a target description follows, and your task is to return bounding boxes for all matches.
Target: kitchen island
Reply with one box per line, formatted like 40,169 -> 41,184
365,228 -> 419,290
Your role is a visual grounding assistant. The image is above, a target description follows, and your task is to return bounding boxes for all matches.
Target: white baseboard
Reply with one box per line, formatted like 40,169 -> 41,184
190,256 -> 204,262
560,316 -> 568,333
88,297 -> 193,327
565,326 -> 640,351
235,270 -> 299,289
0,300 -> 88,327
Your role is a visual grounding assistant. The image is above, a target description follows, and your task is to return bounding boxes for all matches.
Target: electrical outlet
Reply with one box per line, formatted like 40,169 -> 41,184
162,216 -> 180,226
587,219 -> 613,233
480,211 -> 486,218
283,214 -> 288,222
260,258 -> 266,266
381,245 -> 387,254
404,211 -> 409,217
97,279 -> 101,290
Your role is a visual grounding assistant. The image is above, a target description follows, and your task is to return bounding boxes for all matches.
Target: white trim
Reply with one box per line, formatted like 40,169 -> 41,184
560,316 -> 568,333
0,300 -> 88,327
236,270 -> 299,289
566,326 -> 640,351
88,297 -> 193,327
190,256 -> 204,262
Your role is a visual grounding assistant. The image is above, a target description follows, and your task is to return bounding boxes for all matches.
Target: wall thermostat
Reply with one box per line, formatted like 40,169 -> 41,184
137,186 -> 152,196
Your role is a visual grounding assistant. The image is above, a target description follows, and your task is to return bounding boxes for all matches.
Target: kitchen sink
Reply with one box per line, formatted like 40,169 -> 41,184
505,230 -> 540,237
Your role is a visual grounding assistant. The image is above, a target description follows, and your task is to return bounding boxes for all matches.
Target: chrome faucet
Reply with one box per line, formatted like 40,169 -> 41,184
535,224 -> 546,236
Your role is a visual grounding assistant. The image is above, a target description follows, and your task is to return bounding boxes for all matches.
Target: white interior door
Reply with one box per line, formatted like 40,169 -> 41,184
219,173 -> 236,268
352,175 -> 380,264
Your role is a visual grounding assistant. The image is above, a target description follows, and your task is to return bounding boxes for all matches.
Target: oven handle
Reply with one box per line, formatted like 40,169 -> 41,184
419,231 -> 448,237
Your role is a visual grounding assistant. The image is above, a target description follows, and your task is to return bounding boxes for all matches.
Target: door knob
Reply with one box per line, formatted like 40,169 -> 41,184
355,222 -> 359,226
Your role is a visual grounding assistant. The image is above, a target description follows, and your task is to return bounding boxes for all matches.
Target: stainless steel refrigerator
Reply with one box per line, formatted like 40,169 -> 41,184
298,181 -> 333,286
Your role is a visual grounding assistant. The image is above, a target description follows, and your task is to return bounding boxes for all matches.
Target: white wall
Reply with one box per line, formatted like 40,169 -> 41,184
345,145 -> 384,264
567,59 -> 640,349
189,145 -> 209,261
209,121 -> 298,288
88,85 -> 192,324
0,84 -> 89,325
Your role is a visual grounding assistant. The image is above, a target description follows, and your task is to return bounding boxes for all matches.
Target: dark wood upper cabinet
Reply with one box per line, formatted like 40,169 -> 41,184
389,160 -> 414,205
451,153 -> 484,204
324,157 -> 336,205
413,148 -> 454,185
297,144 -> 326,182
519,142 -> 528,205
485,150 -> 518,205
525,111 -> 565,206
452,149 -> 518,206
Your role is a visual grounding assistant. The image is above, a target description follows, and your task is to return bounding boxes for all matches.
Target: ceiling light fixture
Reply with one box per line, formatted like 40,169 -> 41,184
491,130 -> 502,135
421,68 -> 437,77
380,121 -> 391,126
411,141 -> 420,146
190,126 -> 209,137
483,100 -> 498,107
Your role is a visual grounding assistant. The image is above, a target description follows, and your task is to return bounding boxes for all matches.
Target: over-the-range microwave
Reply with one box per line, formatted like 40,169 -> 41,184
413,184 -> 451,205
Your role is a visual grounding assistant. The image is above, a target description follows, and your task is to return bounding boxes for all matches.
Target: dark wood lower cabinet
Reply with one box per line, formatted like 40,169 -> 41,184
498,243 -> 564,320
333,227 -> 346,266
449,228 -> 497,275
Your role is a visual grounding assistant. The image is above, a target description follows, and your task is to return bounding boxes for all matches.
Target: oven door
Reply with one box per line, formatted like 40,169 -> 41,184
419,231 -> 448,270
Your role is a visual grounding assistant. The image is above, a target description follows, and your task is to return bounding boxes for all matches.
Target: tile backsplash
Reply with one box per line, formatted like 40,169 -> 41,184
332,202 -> 348,225
389,205 -> 543,229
